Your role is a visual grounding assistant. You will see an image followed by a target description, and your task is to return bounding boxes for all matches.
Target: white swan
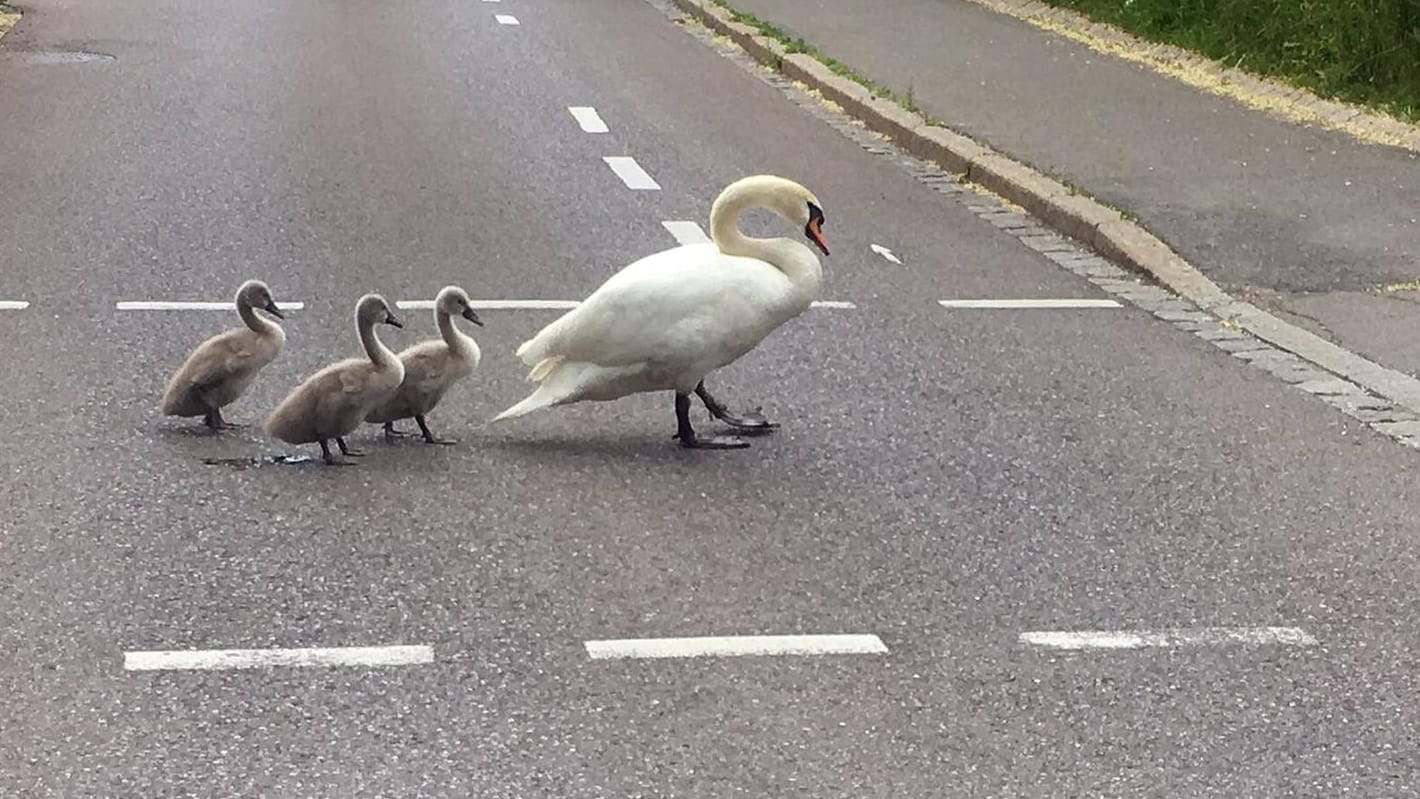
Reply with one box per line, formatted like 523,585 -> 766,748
364,285 -> 484,445
491,174 -> 830,449
263,294 -> 405,465
160,279 -> 286,430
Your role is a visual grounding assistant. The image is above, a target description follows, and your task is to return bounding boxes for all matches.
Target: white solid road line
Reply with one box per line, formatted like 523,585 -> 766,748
661,219 -> 710,245
123,644 -> 435,671
115,301 -> 306,311
1019,626 -> 1318,650
602,156 -> 661,190
0,300 -> 30,310
397,299 -> 578,311
495,14 -> 519,25
568,106 -> 609,134
584,633 -> 889,660
397,299 -> 853,311
938,298 -> 1122,309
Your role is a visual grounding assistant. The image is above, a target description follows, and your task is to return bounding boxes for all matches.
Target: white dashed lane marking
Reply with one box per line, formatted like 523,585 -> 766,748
661,220 -> 711,245
1019,627 -> 1318,650
398,299 -> 853,311
584,634 -> 889,660
397,299 -> 576,311
568,106 -> 609,133
602,156 -> 661,190
0,300 -> 30,310
123,645 -> 435,671
115,301 -> 306,311
939,299 -> 1121,309
495,14 -> 519,25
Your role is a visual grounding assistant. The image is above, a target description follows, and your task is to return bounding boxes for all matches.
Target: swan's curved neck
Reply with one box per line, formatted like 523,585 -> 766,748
436,308 -> 481,364
709,183 -> 766,259
238,300 -> 281,338
359,315 -> 398,369
709,183 -> 822,298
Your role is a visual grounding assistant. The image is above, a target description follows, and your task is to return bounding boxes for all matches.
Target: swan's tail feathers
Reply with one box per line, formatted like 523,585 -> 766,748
490,356 -> 570,424
490,384 -> 562,423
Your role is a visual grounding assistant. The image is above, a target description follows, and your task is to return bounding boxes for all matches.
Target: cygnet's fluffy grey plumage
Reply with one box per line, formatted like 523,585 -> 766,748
364,285 -> 484,445
263,294 -> 405,465
160,279 -> 286,430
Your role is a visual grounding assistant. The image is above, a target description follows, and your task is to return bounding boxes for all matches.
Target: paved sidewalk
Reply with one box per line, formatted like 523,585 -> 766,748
731,0 -> 1420,376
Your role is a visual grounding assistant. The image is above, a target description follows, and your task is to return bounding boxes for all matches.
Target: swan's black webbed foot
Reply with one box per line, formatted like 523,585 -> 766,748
694,381 -> 778,434
674,393 -> 751,449
382,422 -> 415,439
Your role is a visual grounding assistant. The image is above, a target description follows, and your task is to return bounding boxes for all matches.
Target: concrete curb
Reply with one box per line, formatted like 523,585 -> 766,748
668,0 -> 1420,418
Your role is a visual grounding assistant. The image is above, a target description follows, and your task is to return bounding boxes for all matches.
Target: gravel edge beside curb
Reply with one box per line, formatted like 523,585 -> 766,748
0,4 -> 21,40
667,0 -> 1420,434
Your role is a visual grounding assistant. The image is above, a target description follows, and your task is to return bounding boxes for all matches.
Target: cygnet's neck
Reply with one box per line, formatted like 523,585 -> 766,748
238,299 -> 283,341
359,314 -> 398,369
436,307 -> 481,365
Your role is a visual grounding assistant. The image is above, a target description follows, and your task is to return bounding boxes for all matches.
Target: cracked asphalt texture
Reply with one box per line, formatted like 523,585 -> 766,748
1,0 -> 1419,795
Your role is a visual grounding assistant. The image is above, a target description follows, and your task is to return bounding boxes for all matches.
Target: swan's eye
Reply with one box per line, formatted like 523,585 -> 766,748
807,202 -> 824,225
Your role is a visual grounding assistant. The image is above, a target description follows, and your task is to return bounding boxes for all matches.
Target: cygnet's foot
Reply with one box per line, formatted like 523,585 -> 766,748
319,441 -> 359,466
382,422 -> 415,439
335,437 -> 366,458
415,416 -> 457,446
203,410 -> 246,431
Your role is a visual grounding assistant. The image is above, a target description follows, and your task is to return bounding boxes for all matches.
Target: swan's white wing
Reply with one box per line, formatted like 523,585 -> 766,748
519,243 -> 792,370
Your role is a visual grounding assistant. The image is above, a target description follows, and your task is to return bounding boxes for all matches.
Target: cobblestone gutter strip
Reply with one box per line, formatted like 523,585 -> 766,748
657,0 -> 1420,451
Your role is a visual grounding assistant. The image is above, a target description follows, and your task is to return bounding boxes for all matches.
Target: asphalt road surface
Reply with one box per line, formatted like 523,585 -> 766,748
2,0 -> 1419,796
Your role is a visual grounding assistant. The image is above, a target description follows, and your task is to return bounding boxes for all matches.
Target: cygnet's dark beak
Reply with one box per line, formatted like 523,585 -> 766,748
385,312 -> 403,328
264,300 -> 284,319
462,306 -> 484,326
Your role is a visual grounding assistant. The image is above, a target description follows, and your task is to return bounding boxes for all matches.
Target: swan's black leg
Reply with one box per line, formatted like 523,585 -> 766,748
383,421 -> 414,439
415,414 -> 457,446
694,380 -> 777,433
674,392 -> 749,449
336,437 -> 366,457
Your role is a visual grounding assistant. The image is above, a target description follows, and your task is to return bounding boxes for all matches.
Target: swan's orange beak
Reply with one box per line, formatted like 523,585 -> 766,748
805,218 -> 829,256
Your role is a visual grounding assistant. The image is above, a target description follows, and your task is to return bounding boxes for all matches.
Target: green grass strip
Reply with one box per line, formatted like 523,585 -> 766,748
1040,0 -> 1420,123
